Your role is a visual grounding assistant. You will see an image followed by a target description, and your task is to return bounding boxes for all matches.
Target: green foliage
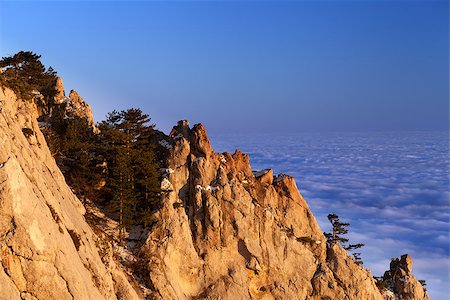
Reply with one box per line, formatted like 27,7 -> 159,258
344,243 -> 365,251
325,213 -> 365,265
418,279 -> 427,292
0,51 -> 57,102
63,117 -> 102,204
325,213 -> 349,244
45,114 -> 102,205
98,108 -> 161,231
351,252 -> 363,265
296,236 -> 316,245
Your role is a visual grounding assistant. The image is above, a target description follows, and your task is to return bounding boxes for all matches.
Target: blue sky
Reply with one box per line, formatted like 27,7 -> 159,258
0,1 -> 448,298
0,0 -> 448,134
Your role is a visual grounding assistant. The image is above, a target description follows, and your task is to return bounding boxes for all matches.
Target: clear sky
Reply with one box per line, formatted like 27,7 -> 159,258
0,0 -> 448,134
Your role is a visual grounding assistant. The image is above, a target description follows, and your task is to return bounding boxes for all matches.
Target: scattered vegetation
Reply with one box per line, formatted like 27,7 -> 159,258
67,229 -> 82,251
1,51 -> 162,235
324,213 -> 365,265
296,236 -> 316,245
22,127 -> 34,138
418,279 -> 427,292
0,51 -> 57,104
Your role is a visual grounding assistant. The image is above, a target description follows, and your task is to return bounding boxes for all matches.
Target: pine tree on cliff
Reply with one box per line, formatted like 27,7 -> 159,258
62,117 -> 101,204
0,51 -> 57,103
325,213 -> 350,245
98,110 -> 135,233
122,109 -> 161,224
325,213 -> 366,265
98,109 -> 160,231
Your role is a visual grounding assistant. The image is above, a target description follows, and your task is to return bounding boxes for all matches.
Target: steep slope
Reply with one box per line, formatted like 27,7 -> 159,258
143,121 -> 411,300
0,86 -> 140,299
0,82 -> 429,300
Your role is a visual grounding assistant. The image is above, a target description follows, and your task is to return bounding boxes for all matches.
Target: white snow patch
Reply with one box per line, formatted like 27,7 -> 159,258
161,178 -> 173,191
159,140 -> 172,149
196,185 -> 220,193
173,133 -> 184,140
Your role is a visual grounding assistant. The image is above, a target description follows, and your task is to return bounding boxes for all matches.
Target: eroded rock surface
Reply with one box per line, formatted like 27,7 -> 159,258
66,89 -> 97,132
144,121 -> 394,300
0,86 -> 141,300
0,83 -> 430,300
381,254 -> 429,300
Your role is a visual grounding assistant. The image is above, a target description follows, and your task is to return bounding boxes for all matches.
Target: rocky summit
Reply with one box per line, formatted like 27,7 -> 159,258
0,84 -> 429,299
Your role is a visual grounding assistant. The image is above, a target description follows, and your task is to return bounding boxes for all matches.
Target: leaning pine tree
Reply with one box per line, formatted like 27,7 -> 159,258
324,213 -> 365,265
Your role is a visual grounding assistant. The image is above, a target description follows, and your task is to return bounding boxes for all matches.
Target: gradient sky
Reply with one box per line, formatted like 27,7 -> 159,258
0,1 -> 448,298
0,0 -> 448,134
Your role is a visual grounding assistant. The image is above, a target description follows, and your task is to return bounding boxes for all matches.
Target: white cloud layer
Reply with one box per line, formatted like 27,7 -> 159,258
211,131 -> 449,299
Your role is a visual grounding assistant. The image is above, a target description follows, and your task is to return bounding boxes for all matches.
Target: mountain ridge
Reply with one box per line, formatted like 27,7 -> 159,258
0,80 -> 429,299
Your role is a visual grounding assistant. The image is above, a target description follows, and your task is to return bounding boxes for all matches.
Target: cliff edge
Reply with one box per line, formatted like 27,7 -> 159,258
143,121 -> 429,300
0,86 -> 141,299
0,84 -> 429,300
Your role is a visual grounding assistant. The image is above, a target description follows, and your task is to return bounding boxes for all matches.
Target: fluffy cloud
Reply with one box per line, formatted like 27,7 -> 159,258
211,131 -> 449,299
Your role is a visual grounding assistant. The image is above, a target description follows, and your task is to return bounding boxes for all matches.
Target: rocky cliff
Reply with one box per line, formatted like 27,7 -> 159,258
0,86 -> 141,299
35,76 -> 98,133
143,121 -> 429,300
0,84 -> 429,300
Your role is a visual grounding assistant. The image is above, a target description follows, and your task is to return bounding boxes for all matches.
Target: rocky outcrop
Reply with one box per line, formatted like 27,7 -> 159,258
53,76 -> 66,104
0,81 -> 430,300
35,77 -> 98,133
66,89 -> 97,131
0,85 -> 140,299
381,254 -> 429,300
143,121 -> 390,300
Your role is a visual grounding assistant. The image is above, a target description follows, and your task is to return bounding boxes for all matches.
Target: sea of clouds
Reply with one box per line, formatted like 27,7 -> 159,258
211,131 -> 449,300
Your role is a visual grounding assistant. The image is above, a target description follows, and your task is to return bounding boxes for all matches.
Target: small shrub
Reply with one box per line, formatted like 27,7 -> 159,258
67,229 -> 82,251
22,128 -> 34,138
297,236 -> 315,244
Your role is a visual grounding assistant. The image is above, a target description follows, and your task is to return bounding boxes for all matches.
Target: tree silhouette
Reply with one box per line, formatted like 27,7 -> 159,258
324,213 -> 365,265
325,213 -> 349,245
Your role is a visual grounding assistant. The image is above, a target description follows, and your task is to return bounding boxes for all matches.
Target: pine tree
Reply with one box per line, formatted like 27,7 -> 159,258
62,117 -> 100,205
0,51 -> 57,102
352,252 -> 363,265
324,213 -> 365,265
344,243 -> 365,251
98,109 -> 161,233
98,111 -> 134,234
325,213 -> 350,245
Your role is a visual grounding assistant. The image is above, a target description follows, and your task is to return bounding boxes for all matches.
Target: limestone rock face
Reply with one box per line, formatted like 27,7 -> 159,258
53,76 -> 66,104
0,86 -> 141,300
66,89 -> 99,133
382,254 -> 429,300
144,122 -> 386,300
0,81 -> 430,300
